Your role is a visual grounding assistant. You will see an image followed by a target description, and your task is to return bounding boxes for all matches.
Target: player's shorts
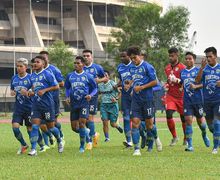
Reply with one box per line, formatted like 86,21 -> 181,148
121,95 -> 132,112
131,100 -> 154,120
165,94 -> 184,115
31,106 -> 55,123
88,96 -> 98,115
204,101 -> 220,120
70,105 -> 89,121
12,111 -> 32,127
100,103 -> 119,123
184,103 -> 204,118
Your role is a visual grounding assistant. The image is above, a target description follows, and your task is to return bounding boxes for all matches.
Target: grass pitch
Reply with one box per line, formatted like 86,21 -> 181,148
0,121 -> 220,180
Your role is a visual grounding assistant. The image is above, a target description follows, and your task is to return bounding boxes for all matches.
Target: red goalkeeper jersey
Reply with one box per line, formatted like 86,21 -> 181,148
165,62 -> 186,99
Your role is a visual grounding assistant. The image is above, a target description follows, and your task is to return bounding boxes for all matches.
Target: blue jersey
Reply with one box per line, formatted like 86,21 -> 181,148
84,63 -> 105,79
130,61 -> 157,101
10,73 -> 33,113
31,69 -> 58,108
117,61 -> 134,96
181,66 -> 203,105
45,64 -> 63,97
65,71 -> 97,108
202,63 -> 220,103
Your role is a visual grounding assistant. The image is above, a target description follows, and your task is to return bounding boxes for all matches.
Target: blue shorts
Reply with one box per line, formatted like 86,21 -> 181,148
100,103 -> 119,123
204,101 -> 220,120
184,103 -> 204,118
70,105 -> 89,121
31,106 -> 55,122
88,96 -> 98,115
121,95 -> 132,112
131,100 -> 154,120
12,111 -> 32,126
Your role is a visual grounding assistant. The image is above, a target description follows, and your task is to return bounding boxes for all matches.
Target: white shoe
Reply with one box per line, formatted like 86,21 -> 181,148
133,149 -> 141,156
58,141 -> 64,153
155,137 -> 162,152
170,137 -> 179,146
28,149 -> 37,156
212,148 -> 218,154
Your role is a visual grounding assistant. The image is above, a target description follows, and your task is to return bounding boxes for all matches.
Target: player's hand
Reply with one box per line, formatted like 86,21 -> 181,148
201,58 -> 207,69
103,75 -> 109,83
65,97 -> 70,105
217,81 -> 220,87
20,89 -> 28,97
37,89 -> 46,96
85,95 -> 92,101
124,83 -> 131,91
190,83 -> 197,90
10,90 -> 16,96
111,97 -> 117,103
134,85 -> 143,92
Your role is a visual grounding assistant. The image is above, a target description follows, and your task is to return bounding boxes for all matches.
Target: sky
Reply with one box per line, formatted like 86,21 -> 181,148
162,0 -> 220,55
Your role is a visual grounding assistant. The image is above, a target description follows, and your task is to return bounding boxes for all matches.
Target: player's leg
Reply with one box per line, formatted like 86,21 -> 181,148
100,103 -> 110,141
121,98 -> 132,147
54,97 -> 64,139
109,103 -> 123,134
87,96 -> 99,147
212,102 -> 220,154
40,122 -> 54,148
139,121 -> 147,149
194,104 -> 210,147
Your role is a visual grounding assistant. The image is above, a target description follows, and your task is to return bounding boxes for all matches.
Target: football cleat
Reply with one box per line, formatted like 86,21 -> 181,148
86,142 -> 93,150
133,149 -> 141,156
155,137 -> 162,152
17,145 -> 29,155
28,149 -> 37,156
170,137 -> 179,146
92,132 -> 100,148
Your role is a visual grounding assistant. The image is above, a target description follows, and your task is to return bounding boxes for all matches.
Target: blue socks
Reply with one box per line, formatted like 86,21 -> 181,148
87,121 -> 95,142
42,132 -> 49,146
49,127 -> 61,143
37,130 -> 44,148
105,132 -> 109,139
55,122 -> 64,138
123,114 -> 131,143
30,124 -> 39,150
199,123 -> 207,136
213,120 -> 220,149
132,128 -> 140,150
185,124 -> 193,148
79,128 -> 86,149
12,127 -> 27,146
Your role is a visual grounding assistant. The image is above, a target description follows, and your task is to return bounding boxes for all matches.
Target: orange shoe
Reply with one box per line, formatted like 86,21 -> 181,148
92,132 -> 100,148
85,142 -> 93,150
17,145 -> 29,155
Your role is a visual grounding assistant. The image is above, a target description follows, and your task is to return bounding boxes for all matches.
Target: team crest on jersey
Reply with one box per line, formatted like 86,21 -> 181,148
81,76 -> 85,81
211,70 -> 215,74
139,68 -> 143,73
175,67 -> 179,71
191,72 -> 195,76
24,80 -> 28,85
90,69 -> 94,73
39,75 -> 43,80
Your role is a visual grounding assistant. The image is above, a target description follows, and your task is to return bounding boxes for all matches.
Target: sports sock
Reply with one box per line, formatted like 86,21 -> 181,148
151,125 -> 158,139
185,124 -> 193,147
49,127 -> 61,143
167,118 -> 177,138
42,132 -> 49,146
30,124 -> 39,150
139,122 -> 146,138
79,127 -> 86,149
87,121 -> 95,142
55,122 -> 64,138
208,123 -> 214,134
124,118 -> 131,143
12,127 -> 27,146
132,128 -> 140,150
182,122 -> 186,140
104,132 -> 109,139
213,120 -> 220,149
146,130 -> 154,150
37,130 -> 44,148
199,123 -> 207,136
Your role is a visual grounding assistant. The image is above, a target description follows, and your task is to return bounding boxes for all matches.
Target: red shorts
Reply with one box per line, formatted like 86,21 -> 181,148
164,94 -> 184,115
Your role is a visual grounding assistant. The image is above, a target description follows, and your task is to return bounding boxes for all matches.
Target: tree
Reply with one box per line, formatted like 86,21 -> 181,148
48,40 -> 74,77
107,2 -> 190,80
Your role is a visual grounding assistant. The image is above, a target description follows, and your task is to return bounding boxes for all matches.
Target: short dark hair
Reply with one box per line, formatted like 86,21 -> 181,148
127,46 -> 140,56
82,49 -> 92,54
104,70 -> 110,76
168,47 -> 179,54
39,50 -> 49,55
185,51 -> 196,60
34,55 -> 46,63
75,56 -> 86,64
31,58 -> 35,64
204,47 -> 217,56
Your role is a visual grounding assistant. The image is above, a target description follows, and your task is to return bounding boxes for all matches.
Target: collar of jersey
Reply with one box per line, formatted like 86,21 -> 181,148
75,70 -> 84,75
185,66 -> 196,71
85,62 -> 93,68
123,61 -> 132,66
207,63 -> 218,68
45,64 -> 50,70
18,73 -> 28,79
135,60 -> 144,67
34,69 -> 45,75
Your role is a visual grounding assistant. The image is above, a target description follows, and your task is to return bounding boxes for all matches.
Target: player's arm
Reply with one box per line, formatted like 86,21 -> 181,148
85,75 -> 98,101
38,85 -> 59,96
190,83 -> 203,90
134,79 -> 157,92
195,58 -> 207,83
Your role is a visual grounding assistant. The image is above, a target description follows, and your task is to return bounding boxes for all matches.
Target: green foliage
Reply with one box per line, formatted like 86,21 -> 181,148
0,122 -> 219,179
48,40 -> 74,77
108,3 -> 190,80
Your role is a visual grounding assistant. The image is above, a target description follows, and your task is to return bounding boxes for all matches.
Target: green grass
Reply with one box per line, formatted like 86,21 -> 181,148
0,122 -> 220,179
